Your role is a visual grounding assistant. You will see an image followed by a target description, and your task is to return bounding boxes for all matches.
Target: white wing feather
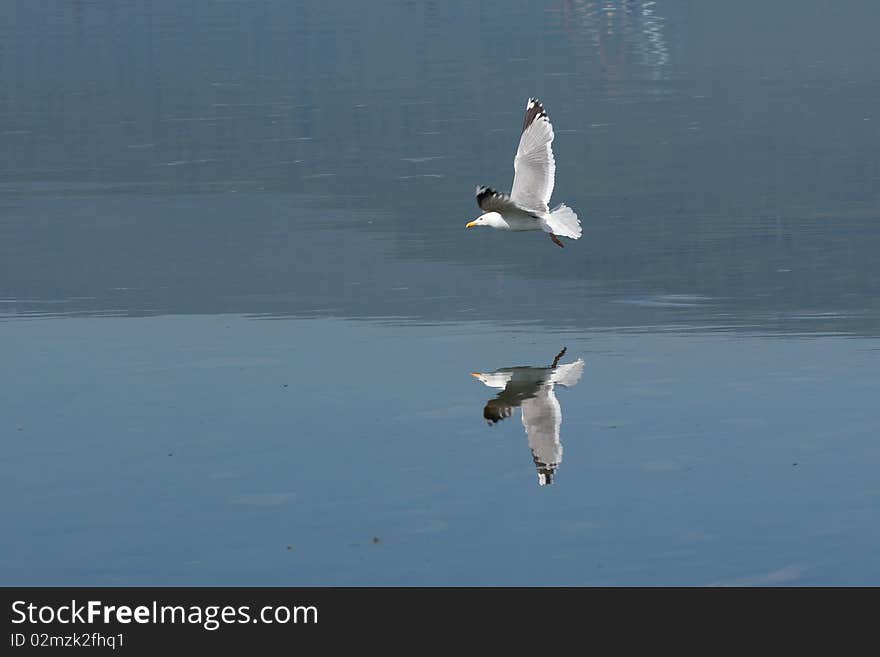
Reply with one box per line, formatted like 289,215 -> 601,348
509,98 -> 556,214
549,358 -> 585,387
520,384 -> 563,471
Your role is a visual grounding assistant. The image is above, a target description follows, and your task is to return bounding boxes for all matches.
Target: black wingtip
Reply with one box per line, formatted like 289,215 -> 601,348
475,185 -> 503,208
522,97 -> 548,133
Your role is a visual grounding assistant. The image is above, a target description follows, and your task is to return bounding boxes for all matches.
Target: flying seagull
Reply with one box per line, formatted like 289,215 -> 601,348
471,347 -> 585,486
466,98 -> 581,248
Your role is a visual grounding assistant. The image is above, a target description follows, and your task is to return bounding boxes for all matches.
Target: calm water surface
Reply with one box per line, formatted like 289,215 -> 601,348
2,0 -> 879,585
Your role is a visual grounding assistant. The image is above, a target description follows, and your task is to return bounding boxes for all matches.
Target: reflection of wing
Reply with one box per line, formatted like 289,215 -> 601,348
521,384 -> 563,486
510,98 -> 556,214
483,398 -> 514,424
550,358 -> 585,387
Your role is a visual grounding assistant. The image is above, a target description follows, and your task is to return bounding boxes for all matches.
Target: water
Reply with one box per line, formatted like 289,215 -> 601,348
2,0 -> 879,585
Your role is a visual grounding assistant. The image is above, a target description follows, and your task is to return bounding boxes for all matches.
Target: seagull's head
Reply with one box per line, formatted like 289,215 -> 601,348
470,371 -> 490,385
466,212 -> 504,229
470,371 -> 512,388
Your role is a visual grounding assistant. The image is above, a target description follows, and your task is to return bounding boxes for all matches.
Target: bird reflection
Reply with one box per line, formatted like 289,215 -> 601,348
471,348 -> 585,486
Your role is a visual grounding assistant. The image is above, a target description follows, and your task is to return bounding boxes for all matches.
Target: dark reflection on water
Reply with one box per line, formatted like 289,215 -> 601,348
472,347 -> 585,486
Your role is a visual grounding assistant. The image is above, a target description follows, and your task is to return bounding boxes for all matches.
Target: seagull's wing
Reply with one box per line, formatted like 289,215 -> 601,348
483,398 -> 515,424
509,98 -> 556,214
520,385 -> 563,484
475,185 -> 523,214
550,358 -> 585,388
521,385 -> 562,447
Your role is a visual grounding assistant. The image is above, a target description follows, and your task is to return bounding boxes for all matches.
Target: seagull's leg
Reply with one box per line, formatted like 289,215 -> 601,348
551,347 -> 567,369
549,233 -> 564,248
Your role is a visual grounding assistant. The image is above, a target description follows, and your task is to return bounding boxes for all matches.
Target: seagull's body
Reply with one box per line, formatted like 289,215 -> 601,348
472,348 -> 585,486
466,98 -> 581,248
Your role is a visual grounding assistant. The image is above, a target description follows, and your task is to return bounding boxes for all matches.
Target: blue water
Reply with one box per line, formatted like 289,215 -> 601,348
2,0 -> 879,585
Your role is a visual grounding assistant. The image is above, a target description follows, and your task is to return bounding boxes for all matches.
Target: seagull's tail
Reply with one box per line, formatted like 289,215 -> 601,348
544,204 -> 581,240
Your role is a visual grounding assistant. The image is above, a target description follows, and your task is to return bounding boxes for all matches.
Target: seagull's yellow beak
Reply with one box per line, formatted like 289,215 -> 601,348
470,372 -> 482,378
465,220 -> 478,229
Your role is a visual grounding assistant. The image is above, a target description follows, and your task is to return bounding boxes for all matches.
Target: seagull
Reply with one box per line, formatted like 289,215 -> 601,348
466,98 -> 582,248
471,347 -> 585,486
